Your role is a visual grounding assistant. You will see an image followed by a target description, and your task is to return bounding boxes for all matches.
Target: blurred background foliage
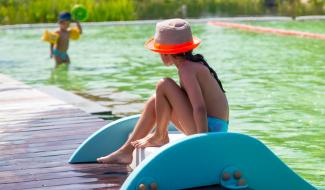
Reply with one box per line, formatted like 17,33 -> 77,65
0,0 -> 324,25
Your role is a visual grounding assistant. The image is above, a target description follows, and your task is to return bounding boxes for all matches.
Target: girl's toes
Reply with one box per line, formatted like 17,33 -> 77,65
136,141 -> 145,148
131,140 -> 139,145
131,141 -> 139,147
134,143 -> 140,148
97,158 -> 102,163
138,141 -> 146,148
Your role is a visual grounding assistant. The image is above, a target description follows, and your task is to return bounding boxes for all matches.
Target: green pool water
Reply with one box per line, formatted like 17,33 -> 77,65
0,20 -> 324,188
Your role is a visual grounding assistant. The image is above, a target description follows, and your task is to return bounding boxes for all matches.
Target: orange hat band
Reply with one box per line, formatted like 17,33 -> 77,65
145,36 -> 201,54
154,40 -> 195,50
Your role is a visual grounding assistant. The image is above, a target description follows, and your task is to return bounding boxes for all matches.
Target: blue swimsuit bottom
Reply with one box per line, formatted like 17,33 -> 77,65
53,49 -> 68,61
207,116 -> 229,132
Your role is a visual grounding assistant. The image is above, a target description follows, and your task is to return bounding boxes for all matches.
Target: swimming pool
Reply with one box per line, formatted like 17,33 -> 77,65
0,20 -> 324,188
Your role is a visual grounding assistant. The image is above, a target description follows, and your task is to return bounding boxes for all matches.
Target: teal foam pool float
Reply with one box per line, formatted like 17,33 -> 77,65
70,114 -> 317,190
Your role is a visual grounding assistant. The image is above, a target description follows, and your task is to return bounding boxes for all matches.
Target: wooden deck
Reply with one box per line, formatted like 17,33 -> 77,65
0,74 -> 241,190
0,74 -> 129,190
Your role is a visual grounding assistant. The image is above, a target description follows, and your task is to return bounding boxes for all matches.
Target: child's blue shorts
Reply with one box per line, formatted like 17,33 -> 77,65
207,116 -> 229,132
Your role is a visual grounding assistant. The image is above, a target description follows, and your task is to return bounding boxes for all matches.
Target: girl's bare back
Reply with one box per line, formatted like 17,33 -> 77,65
179,61 -> 229,121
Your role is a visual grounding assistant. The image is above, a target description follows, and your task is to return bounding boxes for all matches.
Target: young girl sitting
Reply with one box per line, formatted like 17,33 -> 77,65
97,18 -> 229,164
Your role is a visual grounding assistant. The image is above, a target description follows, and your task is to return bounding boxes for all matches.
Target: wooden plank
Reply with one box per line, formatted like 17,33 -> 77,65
1,159 -> 128,174
0,149 -> 74,163
0,175 -> 125,190
0,110 -> 91,123
38,86 -> 111,114
0,134 -> 92,144
0,164 -> 130,178
0,169 -> 128,184
0,127 -> 102,142
0,138 -> 84,150
27,183 -> 121,190
0,143 -> 80,156
0,121 -> 102,136
0,153 -> 74,167
0,107 -> 81,115
0,120 -> 107,134
0,119 -> 105,134
0,119 -> 107,131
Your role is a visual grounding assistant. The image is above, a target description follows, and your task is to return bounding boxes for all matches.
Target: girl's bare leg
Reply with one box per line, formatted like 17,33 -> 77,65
132,79 -> 172,147
54,56 -> 62,68
132,78 -> 197,148
97,96 -> 157,164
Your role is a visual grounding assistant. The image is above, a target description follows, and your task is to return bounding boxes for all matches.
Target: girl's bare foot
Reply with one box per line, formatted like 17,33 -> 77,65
97,149 -> 132,165
131,133 -> 169,148
130,133 -> 154,147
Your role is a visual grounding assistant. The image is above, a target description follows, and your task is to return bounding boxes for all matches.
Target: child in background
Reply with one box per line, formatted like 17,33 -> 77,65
50,12 -> 82,68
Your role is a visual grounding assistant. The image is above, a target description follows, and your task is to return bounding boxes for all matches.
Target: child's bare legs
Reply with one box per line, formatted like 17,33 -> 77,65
97,78 -> 198,163
54,55 -> 70,68
131,79 -> 172,147
132,78 -> 197,148
97,95 -> 157,164
54,55 -> 63,68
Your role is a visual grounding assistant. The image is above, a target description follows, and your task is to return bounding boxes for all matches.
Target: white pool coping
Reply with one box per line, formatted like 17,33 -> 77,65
2,16 -> 325,30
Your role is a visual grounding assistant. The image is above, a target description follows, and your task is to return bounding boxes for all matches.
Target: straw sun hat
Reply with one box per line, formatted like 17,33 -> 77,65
145,18 -> 201,54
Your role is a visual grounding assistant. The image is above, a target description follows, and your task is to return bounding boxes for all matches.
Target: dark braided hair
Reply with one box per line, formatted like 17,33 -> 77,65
175,51 -> 226,93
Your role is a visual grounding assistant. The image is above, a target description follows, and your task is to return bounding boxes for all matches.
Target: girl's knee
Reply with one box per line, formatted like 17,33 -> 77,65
156,78 -> 176,91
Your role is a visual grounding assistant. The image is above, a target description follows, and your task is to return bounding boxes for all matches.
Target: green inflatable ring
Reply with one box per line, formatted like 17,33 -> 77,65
71,4 -> 88,21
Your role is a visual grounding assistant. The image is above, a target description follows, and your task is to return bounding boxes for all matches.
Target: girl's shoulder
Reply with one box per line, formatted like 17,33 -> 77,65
179,61 -> 209,76
189,61 -> 210,73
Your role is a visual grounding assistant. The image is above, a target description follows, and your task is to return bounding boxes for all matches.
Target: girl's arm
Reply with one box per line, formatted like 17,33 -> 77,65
180,69 -> 208,133
75,20 -> 83,34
